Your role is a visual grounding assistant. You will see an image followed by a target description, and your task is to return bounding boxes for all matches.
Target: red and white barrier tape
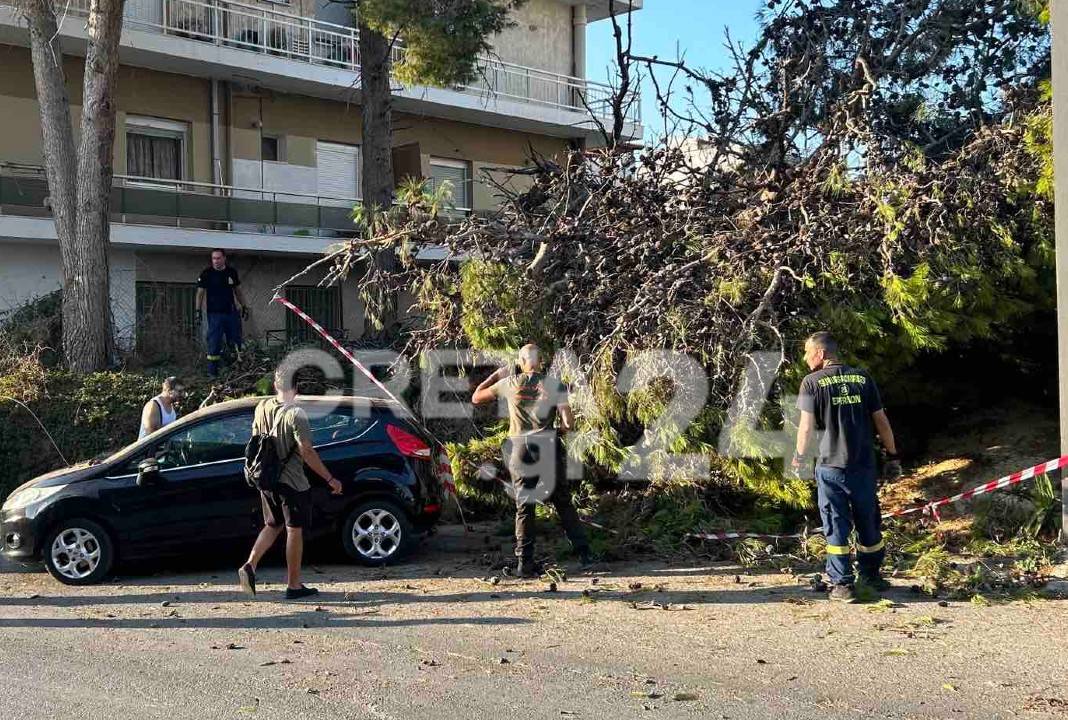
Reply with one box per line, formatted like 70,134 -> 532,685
273,295 -> 409,409
273,295 -> 464,522
688,456 -> 1068,541
882,455 -> 1068,520
687,530 -> 818,542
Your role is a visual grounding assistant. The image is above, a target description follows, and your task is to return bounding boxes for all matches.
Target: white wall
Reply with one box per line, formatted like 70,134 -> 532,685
0,241 -> 136,346
491,0 -> 574,77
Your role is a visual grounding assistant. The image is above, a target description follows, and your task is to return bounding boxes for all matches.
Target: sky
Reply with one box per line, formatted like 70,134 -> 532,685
586,1 -> 766,137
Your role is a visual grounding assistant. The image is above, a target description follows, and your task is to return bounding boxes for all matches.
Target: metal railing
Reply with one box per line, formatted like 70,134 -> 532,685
55,0 -> 639,124
0,163 -> 363,236
0,163 -> 481,233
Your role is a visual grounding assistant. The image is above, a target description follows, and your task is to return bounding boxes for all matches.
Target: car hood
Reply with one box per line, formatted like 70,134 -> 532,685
10,462 -> 99,494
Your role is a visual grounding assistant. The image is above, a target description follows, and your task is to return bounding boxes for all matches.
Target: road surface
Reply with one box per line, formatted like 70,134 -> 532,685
1,524 -> 1067,719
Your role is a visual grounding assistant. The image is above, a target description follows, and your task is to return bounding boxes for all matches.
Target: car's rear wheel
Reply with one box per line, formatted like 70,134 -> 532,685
341,499 -> 415,566
43,518 -> 114,586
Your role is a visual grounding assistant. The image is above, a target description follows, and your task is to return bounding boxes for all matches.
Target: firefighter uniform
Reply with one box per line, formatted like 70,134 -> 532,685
198,265 -> 243,376
797,364 -> 886,587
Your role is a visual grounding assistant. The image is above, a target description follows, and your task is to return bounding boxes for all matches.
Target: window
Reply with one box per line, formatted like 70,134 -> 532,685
262,136 -> 280,162
135,282 -> 197,352
285,285 -> 343,343
126,117 -> 188,181
155,413 -> 254,470
429,158 -> 472,216
308,411 -> 376,445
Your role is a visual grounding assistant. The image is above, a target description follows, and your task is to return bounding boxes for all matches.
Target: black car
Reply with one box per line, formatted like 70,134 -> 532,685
0,395 -> 445,585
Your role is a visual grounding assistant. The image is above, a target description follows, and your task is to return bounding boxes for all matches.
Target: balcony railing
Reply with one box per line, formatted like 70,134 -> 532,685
0,163 -> 478,235
0,163 -> 363,236
54,0 -> 640,125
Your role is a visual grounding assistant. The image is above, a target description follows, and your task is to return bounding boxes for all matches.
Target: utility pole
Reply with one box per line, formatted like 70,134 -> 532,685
1052,1 -> 1068,542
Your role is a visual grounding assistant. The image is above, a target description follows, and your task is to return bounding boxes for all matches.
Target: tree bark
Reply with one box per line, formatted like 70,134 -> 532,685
20,0 -> 122,371
70,0 -> 125,369
358,21 -> 394,210
358,19 -> 398,332
24,0 -> 79,286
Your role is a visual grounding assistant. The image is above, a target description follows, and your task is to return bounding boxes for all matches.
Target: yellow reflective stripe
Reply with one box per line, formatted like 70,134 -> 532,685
206,355 -> 222,360
825,544 -> 851,555
857,539 -> 885,554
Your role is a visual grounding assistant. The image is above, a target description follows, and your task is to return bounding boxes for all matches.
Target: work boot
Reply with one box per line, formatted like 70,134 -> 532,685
859,575 -> 892,592
514,559 -> 541,579
829,584 -> 857,603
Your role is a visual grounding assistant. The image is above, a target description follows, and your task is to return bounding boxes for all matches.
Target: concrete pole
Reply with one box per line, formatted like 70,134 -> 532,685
1052,1 -> 1068,542
572,4 -> 587,80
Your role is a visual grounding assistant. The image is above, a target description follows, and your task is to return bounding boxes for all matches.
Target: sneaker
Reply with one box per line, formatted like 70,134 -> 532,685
859,575 -> 892,592
238,564 -> 256,596
829,584 -> 857,603
284,585 -> 320,601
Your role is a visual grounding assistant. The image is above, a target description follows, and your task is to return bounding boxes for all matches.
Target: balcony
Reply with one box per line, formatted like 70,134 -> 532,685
0,0 -> 640,135
0,163 -> 366,237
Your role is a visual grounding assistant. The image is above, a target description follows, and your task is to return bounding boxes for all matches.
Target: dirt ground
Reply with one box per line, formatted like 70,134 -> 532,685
2,523 -> 1068,720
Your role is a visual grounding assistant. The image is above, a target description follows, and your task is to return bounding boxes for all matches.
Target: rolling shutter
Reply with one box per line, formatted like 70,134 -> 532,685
316,141 -> 360,203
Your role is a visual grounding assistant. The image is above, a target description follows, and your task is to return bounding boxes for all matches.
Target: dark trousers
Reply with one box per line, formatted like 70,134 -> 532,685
206,311 -> 242,375
816,464 -> 885,586
505,431 -> 589,561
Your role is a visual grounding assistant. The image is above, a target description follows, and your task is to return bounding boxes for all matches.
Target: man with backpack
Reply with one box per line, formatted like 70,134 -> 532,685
239,369 -> 342,600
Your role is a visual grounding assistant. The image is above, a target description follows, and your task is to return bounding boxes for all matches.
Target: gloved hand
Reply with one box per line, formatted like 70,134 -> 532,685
883,455 -> 902,483
240,306 -> 250,321
791,452 -> 812,480
195,309 -> 203,326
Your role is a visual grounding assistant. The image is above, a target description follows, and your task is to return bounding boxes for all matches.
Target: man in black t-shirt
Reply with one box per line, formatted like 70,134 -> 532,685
793,331 -> 901,603
196,248 -> 248,376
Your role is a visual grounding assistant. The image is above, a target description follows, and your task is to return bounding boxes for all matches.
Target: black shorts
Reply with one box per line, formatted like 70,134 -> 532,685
261,489 -> 311,529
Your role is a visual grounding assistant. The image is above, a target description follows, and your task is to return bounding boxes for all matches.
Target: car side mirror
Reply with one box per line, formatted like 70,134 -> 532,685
137,457 -> 162,487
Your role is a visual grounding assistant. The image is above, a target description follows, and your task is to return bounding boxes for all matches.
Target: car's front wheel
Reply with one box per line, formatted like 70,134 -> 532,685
341,499 -> 414,566
43,518 -> 114,585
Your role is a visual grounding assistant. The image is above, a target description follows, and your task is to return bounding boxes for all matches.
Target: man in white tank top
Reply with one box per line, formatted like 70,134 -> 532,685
138,376 -> 185,439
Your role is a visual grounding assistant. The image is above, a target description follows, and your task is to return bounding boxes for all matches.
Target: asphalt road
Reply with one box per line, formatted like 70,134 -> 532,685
2,525 -> 1068,720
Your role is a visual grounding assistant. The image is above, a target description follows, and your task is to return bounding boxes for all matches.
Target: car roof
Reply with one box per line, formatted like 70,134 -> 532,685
174,394 -> 402,427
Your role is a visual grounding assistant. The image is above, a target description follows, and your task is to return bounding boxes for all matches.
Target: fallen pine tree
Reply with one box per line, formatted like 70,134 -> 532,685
305,0 -> 1056,539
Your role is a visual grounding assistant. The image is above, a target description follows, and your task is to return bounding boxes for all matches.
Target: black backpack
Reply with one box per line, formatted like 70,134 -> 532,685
244,403 -> 297,494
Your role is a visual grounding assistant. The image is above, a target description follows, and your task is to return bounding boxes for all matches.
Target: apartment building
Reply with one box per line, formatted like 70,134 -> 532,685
0,0 -> 642,350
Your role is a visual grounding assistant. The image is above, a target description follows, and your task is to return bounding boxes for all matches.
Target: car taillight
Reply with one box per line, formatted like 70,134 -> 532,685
386,424 -> 432,460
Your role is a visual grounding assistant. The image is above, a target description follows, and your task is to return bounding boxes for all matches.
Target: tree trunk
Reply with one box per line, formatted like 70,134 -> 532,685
358,21 -> 394,210
21,0 -> 122,371
358,20 -> 398,332
69,0 -> 126,369
23,0 -> 79,291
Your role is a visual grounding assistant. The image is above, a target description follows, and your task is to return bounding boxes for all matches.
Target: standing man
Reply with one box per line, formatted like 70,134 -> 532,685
238,368 -> 343,600
196,248 -> 248,376
793,331 -> 902,603
138,376 -> 185,439
472,344 -> 592,578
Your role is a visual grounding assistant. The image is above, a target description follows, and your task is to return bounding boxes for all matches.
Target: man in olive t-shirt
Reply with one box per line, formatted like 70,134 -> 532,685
238,369 -> 342,601
472,344 -> 591,577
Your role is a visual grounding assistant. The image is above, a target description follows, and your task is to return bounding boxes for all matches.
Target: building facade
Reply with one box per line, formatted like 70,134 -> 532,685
0,0 -> 642,351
